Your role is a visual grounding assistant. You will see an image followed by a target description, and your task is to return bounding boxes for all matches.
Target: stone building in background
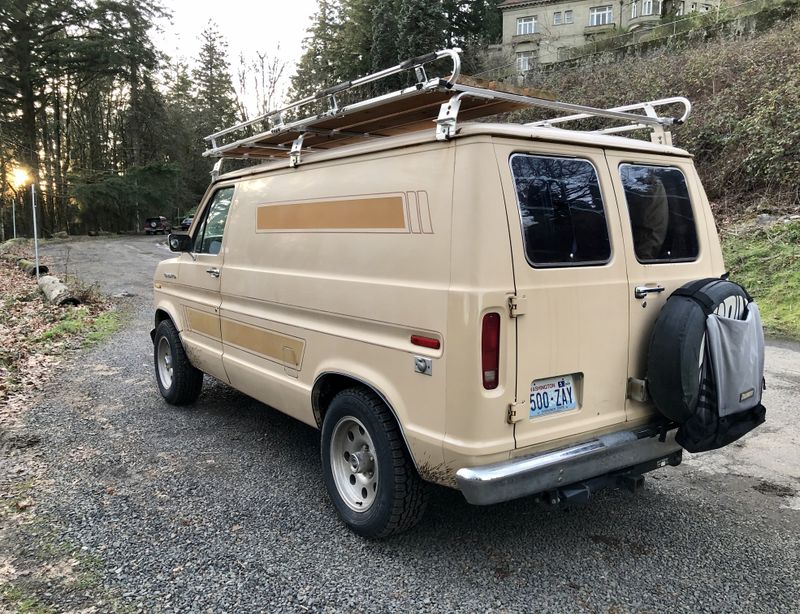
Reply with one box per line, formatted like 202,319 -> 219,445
500,0 -> 721,68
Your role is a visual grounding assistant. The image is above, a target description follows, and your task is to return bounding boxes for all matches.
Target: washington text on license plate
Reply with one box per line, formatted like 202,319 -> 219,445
530,375 -> 577,418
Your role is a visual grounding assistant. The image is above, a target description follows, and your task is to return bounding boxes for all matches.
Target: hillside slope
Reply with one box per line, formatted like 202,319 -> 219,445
520,17 -> 800,216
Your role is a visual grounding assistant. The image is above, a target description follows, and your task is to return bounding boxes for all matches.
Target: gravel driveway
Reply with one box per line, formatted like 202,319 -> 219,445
2,235 -> 798,613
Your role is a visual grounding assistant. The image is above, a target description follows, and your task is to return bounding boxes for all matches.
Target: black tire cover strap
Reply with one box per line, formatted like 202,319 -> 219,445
670,277 -> 752,315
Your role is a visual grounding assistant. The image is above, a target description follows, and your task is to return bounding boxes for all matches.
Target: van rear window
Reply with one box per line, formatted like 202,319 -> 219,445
510,154 -> 611,267
619,164 -> 698,263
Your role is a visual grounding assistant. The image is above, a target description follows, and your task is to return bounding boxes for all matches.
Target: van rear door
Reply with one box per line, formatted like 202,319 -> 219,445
603,152 -> 721,422
495,141 -> 631,449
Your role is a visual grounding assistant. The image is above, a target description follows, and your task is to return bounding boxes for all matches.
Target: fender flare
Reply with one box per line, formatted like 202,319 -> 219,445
311,370 -> 421,471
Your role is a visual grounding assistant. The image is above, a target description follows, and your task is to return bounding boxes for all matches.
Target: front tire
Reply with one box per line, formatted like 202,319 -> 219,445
321,388 -> 428,538
153,319 -> 203,405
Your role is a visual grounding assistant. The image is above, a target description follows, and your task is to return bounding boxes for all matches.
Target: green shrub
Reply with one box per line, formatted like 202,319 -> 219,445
521,18 -> 800,214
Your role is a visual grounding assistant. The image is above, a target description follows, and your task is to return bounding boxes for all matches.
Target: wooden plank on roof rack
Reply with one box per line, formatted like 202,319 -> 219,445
214,74 -> 556,159
453,75 -> 555,102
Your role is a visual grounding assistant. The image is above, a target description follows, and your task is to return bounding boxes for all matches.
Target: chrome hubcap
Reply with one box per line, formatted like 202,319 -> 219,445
330,417 -> 378,512
157,337 -> 173,389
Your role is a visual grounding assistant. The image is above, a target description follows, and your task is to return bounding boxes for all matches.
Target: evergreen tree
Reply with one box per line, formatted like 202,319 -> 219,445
396,0 -> 447,60
337,0 -> 373,80
370,0 -> 400,71
192,21 -> 239,137
290,0 -> 342,100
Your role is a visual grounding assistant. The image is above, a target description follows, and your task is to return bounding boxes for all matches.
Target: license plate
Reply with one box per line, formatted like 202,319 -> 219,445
530,375 -> 577,418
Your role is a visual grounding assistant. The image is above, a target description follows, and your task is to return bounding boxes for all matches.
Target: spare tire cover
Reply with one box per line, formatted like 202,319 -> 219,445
647,279 -> 749,423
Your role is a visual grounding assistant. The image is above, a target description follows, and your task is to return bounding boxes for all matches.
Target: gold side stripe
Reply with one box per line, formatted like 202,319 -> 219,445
221,319 -> 305,368
257,196 -> 406,231
186,308 -> 221,340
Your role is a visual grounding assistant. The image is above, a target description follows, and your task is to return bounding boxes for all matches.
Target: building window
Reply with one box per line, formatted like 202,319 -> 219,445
516,16 -> 537,35
554,11 -> 562,25
632,0 -> 638,18
676,1 -> 685,15
589,5 -> 613,26
642,0 -> 661,15
564,10 -> 574,23
516,51 -> 536,72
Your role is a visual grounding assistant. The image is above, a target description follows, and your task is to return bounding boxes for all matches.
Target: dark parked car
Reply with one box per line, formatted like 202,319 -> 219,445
144,216 -> 171,235
180,215 -> 194,231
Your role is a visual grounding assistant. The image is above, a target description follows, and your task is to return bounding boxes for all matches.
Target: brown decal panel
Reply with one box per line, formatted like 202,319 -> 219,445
221,319 -> 306,369
185,307 -> 221,341
256,195 -> 408,233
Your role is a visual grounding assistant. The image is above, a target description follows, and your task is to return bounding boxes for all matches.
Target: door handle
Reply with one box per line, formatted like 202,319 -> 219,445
206,267 -> 220,278
634,285 -> 665,299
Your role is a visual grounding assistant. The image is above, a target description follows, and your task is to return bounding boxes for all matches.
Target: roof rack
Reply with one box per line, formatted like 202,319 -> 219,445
203,49 -> 691,168
525,97 -> 691,146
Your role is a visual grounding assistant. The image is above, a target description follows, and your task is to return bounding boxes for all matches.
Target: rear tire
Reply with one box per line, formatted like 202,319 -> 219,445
321,388 -> 428,538
153,319 -> 203,405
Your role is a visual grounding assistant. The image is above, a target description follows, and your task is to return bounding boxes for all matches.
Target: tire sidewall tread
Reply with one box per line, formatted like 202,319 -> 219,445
321,387 -> 427,539
153,319 -> 203,406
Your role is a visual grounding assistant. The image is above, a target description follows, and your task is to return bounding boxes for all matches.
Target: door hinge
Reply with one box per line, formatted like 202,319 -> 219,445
627,377 -> 649,403
508,399 -> 527,423
508,294 -> 527,318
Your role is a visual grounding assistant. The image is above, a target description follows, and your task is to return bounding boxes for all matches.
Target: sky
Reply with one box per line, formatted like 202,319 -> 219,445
157,0 -> 319,108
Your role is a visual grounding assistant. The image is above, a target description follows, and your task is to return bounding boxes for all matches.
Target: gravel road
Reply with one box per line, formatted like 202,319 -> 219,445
4,235 -> 798,613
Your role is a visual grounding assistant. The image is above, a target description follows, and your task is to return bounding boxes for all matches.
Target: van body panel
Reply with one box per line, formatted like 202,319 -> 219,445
441,137 -> 517,468
216,145 -> 455,471
603,151 -> 723,420
494,139 -> 631,450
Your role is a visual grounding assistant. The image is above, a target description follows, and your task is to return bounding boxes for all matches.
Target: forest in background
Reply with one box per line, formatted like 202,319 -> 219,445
0,0 -> 501,238
2,0 -> 797,239
0,0 -> 293,238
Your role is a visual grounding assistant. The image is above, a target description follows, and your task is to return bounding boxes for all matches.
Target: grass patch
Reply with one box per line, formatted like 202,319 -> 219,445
35,307 -> 120,347
1,251 -> 120,408
722,220 -> 800,338
83,310 -> 121,346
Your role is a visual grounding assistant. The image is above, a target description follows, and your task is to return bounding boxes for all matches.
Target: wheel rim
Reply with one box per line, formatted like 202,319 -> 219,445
330,416 -> 379,512
157,337 -> 174,389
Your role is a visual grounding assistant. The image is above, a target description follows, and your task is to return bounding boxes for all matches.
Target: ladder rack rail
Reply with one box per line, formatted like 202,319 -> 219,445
203,49 -> 692,164
204,49 -> 462,152
525,97 -> 692,145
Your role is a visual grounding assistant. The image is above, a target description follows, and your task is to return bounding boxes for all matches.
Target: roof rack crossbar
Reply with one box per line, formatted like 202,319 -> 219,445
526,97 -> 691,129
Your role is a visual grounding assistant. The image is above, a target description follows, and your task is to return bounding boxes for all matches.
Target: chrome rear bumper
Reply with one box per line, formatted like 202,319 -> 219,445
455,427 -> 682,505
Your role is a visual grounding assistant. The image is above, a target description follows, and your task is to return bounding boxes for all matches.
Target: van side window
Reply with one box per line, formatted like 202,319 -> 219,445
619,164 -> 698,263
194,187 -> 235,255
510,154 -> 611,267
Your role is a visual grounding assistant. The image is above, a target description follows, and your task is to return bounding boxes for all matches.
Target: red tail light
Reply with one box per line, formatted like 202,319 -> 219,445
411,334 -> 441,350
481,313 -> 501,390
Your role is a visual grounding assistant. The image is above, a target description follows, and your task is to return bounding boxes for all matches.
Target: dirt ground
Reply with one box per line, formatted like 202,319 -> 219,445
1,235 -> 798,613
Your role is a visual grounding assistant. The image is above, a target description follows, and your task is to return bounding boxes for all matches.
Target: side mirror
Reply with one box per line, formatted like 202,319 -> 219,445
168,233 -> 192,253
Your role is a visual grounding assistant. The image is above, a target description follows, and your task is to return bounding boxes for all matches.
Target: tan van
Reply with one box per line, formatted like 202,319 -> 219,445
151,51 -> 734,537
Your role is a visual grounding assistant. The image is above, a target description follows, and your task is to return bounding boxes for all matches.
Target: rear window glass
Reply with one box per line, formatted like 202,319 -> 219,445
619,164 -> 699,263
510,154 -> 611,267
